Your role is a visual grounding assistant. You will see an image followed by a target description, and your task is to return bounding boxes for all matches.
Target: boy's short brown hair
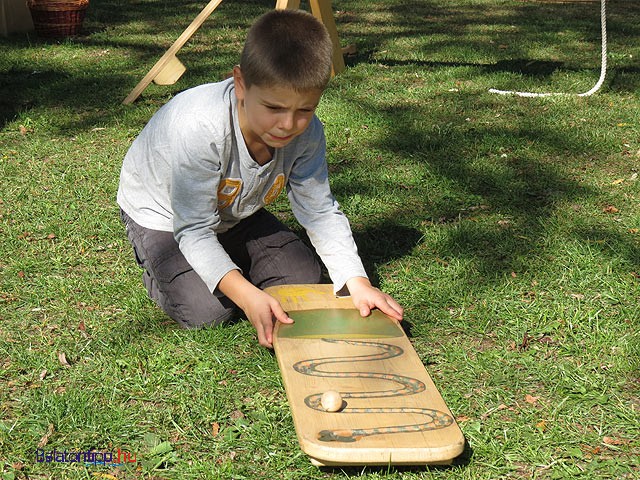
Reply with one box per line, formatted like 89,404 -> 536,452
240,9 -> 333,91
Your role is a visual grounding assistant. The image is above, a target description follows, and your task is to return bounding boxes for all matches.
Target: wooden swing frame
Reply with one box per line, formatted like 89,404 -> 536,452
122,0 -> 352,105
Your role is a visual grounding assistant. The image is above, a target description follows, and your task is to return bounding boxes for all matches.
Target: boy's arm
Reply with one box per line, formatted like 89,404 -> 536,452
286,120 -> 367,293
217,270 -> 292,348
345,276 -> 404,321
286,118 -> 403,321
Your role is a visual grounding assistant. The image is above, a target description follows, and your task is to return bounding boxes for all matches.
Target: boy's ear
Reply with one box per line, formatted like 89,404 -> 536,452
232,66 -> 245,101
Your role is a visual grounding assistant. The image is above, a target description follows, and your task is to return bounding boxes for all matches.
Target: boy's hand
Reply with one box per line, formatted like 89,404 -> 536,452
241,289 -> 293,348
345,276 -> 404,321
218,270 -> 292,348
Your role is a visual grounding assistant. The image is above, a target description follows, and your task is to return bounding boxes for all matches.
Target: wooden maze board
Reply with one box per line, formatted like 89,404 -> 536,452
266,284 -> 465,466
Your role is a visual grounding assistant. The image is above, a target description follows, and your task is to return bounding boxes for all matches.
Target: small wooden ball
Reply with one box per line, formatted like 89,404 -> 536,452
321,390 -> 343,412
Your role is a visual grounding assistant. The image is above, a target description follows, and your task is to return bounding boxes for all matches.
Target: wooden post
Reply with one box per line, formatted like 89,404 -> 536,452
122,0 -> 224,104
278,0 -> 346,76
309,0 -> 345,75
275,0 -> 300,8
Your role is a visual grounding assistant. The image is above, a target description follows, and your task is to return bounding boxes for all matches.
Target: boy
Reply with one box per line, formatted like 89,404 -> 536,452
117,9 -> 403,348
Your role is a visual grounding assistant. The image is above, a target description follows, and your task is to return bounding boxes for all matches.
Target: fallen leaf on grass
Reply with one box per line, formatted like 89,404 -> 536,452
456,415 -> 471,423
435,257 -> 449,266
603,435 -> 630,446
602,205 -> 619,214
521,291 -> 536,303
538,335 -> 557,345
78,320 -> 86,331
230,410 -> 244,420
216,451 -> 237,464
536,420 -> 546,431
525,394 -> 539,405
211,422 -> 220,437
58,352 -> 70,367
582,444 -> 600,455
519,331 -> 534,351
480,403 -> 508,420
38,423 -> 54,447
39,369 -> 47,380
612,178 -> 625,185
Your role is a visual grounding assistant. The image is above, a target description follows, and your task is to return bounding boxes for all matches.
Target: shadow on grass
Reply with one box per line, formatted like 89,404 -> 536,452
329,91 -> 639,289
0,0 -> 268,129
0,67 -> 134,131
352,223 -> 423,286
2,0 -> 638,129
340,0 -> 639,92
1,0 -> 638,300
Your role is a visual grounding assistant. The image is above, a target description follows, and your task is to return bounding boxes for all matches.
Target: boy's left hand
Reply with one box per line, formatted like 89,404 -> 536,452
345,276 -> 404,321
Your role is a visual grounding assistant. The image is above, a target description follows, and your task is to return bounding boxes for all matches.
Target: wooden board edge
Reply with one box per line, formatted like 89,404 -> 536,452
302,437 -> 466,467
309,456 -> 455,467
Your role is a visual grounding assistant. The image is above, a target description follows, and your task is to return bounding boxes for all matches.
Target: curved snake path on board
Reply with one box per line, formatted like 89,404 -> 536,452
293,339 -> 454,443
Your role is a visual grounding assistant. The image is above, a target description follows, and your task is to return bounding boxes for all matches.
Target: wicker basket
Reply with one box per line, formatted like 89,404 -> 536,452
27,0 -> 89,38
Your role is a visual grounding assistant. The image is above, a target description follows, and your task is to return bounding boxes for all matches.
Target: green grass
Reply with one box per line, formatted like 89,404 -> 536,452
1,0 -> 639,478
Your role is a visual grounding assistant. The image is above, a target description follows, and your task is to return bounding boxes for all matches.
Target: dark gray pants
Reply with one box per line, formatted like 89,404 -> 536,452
120,209 -> 322,328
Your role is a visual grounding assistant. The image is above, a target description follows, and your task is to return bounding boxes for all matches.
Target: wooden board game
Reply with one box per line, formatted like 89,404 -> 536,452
267,284 -> 465,466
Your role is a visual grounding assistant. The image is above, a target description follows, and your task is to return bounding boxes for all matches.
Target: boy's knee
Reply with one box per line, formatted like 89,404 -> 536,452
153,271 -> 238,329
258,239 -> 323,288
283,248 -> 322,285
171,299 -> 237,329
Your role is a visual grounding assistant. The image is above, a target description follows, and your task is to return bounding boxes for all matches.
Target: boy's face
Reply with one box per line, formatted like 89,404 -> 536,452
233,67 -> 323,155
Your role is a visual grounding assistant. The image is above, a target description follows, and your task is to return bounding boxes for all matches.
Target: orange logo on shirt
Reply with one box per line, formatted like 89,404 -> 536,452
217,178 -> 242,209
263,173 -> 285,204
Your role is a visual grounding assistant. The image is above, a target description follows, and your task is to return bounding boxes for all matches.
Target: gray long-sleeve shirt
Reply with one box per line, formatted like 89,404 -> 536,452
117,78 -> 367,294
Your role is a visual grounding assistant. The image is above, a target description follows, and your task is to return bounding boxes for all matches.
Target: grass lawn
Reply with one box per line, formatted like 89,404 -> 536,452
1,0 -> 639,478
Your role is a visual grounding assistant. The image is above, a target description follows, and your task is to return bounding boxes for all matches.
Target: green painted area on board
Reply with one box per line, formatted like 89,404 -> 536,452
278,309 -> 403,339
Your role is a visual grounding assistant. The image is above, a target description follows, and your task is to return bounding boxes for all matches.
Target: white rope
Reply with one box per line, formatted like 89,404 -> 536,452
489,0 -> 607,97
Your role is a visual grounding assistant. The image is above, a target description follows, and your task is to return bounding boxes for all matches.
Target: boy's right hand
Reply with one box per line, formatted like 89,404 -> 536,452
217,270 -> 292,348
241,289 -> 293,348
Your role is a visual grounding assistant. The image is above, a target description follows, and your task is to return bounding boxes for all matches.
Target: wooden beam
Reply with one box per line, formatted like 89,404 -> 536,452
275,0 -> 300,8
122,0 -> 350,104
309,0 -> 345,75
122,0 -> 224,105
